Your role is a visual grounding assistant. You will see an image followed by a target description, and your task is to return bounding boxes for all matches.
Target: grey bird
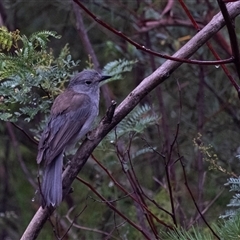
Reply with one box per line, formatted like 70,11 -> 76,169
37,69 -> 111,207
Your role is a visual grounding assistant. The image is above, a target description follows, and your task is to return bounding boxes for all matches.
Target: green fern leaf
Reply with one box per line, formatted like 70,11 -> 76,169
102,59 -> 137,83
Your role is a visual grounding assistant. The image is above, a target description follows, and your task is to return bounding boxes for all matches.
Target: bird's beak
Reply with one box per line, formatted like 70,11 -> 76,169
100,75 -> 112,82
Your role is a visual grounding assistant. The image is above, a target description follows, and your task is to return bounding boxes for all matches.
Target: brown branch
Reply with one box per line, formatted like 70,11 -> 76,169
0,0 -> 7,27
20,2 -> 240,239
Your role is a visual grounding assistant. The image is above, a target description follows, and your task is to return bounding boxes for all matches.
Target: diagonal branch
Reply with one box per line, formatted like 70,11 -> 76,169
20,2 -> 240,239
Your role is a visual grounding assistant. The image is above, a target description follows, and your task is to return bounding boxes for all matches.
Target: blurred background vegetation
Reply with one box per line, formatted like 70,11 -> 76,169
1,0 -> 240,239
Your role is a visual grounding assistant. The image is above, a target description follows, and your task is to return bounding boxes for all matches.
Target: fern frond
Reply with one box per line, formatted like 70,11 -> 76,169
221,171 -> 240,218
118,104 -> 159,134
225,177 -> 240,185
102,59 -> 137,83
29,30 -> 61,49
0,112 -> 13,121
131,147 -> 156,160
107,104 -> 160,141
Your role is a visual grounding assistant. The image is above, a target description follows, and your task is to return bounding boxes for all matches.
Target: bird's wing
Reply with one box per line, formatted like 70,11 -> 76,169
37,89 -> 93,165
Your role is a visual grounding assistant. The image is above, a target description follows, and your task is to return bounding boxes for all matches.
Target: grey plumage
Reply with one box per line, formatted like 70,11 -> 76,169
37,70 -> 111,207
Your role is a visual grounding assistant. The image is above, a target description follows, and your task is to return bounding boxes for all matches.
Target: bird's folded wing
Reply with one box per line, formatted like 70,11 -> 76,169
37,90 -> 92,165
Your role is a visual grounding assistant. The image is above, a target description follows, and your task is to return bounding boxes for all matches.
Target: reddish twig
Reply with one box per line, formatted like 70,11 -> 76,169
114,138 -> 155,238
91,154 -> 174,229
165,79 -> 183,226
73,0 -> 234,66
165,123 -> 179,227
126,134 -> 159,238
76,176 -> 151,239
179,0 -> 240,94
217,0 -> 240,85
178,0 -> 200,30
66,209 -> 121,240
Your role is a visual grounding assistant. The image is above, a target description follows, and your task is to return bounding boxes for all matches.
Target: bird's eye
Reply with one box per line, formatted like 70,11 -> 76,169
85,81 -> 92,85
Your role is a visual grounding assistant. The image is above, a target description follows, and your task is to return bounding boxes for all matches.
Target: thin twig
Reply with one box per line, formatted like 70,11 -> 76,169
196,65 -> 205,214
73,0 -> 234,66
187,189 -> 225,228
180,159 -> 220,240
62,205 -> 88,239
126,134 -> 159,238
6,122 -> 37,189
166,79 -> 183,225
11,122 -> 38,145
179,0 -> 240,94
217,0 -> 240,89
91,154 -> 173,229
76,176 -> 152,239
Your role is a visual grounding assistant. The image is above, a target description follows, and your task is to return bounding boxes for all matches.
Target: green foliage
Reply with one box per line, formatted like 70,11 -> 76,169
162,215 -> 240,240
161,226 -> 213,240
215,214 -> 240,239
149,188 -> 173,226
0,29 -> 135,123
99,103 -> 160,165
220,162 -> 240,219
107,104 -> 160,141
0,30 -> 61,78
0,27 -> 20,51
0,29 -> 79,122
102,58 -> 137,82
98,103 -> 160,174
131,146 -> 157,159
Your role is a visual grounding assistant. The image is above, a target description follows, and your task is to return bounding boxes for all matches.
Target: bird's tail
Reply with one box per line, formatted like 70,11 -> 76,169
41,154 -> 63,207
